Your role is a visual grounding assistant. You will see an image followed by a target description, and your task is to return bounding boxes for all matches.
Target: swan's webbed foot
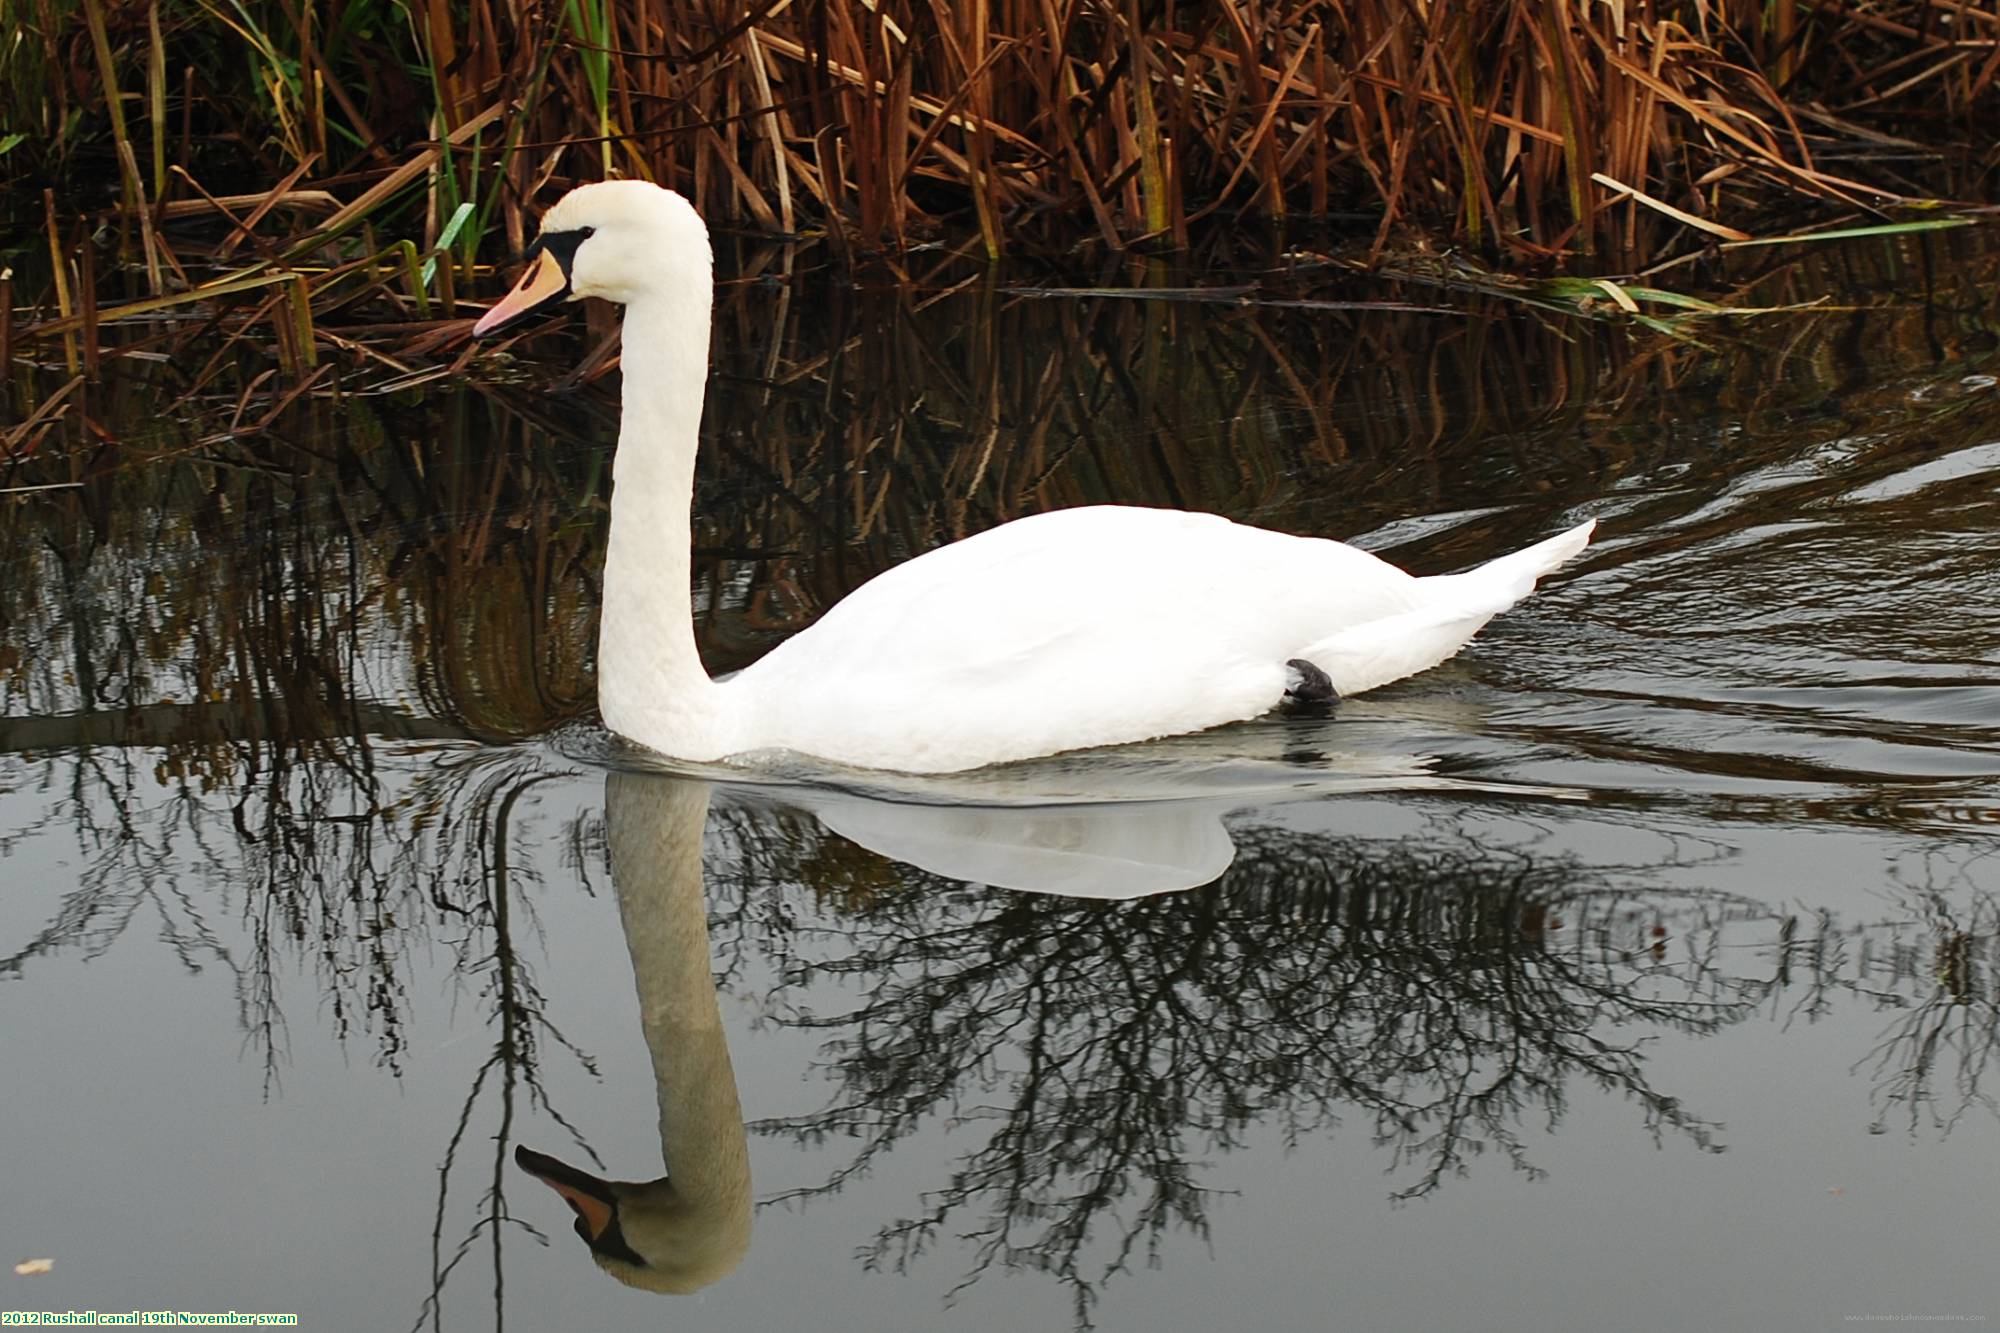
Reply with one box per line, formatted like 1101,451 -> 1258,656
1281,658 -> 1340,714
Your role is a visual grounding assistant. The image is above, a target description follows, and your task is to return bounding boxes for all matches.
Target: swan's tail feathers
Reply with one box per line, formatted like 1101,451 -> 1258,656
1456,517 -> 1596,601
1298,518 -> 1595,698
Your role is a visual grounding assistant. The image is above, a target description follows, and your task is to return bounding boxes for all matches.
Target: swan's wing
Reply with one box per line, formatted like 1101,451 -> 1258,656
730,507 -> 1426,769
750,506 -> 1422,680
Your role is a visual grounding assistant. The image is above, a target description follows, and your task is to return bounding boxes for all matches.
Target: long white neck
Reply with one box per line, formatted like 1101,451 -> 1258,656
598,293 -> 730,759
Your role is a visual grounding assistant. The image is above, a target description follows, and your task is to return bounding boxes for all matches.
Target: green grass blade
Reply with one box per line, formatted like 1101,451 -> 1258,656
1618,286 -> 1725,313
422,202 -> 475,285
1724,217 -> 1977,248
396,239 -> 431,320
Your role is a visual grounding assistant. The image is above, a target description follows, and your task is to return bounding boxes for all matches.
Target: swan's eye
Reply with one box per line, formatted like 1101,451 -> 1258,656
536,227 -> 595,271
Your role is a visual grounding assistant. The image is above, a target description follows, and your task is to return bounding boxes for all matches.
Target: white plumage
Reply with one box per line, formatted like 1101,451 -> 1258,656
735,506 -> 1592,769
481,181 -> 1594,774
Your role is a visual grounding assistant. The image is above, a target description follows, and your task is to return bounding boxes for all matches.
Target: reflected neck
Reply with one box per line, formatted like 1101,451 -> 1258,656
605,774 -> 751,1277
599,295 -> 727,758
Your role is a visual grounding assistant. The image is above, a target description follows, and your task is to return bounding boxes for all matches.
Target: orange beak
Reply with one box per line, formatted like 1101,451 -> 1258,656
473,248 -> 572,338
516,1144 -> 616,1240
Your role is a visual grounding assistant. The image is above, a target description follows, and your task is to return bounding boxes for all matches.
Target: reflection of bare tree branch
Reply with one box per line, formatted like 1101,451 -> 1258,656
725,822 -> 1756,1325
1852,892 -> 2000,1139
412,765 -> 605,1333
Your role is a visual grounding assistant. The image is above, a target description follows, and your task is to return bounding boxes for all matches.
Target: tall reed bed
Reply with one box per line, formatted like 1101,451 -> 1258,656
2,0 -> 1994,280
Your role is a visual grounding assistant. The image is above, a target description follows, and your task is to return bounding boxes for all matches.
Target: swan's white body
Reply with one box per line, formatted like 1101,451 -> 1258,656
495,182 -> 1594,774
715,506 -> 1592,771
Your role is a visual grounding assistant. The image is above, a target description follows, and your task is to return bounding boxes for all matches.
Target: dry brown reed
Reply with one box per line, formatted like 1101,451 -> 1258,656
1,0 -> 1993,405
2,0 -> 1994,281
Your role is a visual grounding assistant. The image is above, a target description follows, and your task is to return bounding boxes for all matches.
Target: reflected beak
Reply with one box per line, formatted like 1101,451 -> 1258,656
515,1144 -> 617,1241
473,248 -> 572,338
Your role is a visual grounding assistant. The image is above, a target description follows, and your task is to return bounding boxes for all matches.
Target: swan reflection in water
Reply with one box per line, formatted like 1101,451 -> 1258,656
510,759 -> 1273,1290
516,773 -> 753,1292
563,695 -> 1575,900
515,755 -> 1748,1311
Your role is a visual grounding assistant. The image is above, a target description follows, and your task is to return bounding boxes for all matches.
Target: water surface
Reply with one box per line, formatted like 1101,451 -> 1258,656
3,231 -> 1999,1331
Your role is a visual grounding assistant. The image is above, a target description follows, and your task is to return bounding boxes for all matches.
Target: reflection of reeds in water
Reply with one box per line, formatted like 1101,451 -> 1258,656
3,228 -> 1997,752
0,384 -> 605,745
691,230 -> 2000,645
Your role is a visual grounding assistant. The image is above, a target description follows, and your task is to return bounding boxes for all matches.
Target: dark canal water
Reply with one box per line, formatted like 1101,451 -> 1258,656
3,230 -> 1998,1331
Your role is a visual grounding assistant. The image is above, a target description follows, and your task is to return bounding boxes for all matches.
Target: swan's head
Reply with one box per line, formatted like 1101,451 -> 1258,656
515,1144 -> 748,1293
473,181 -> 711,337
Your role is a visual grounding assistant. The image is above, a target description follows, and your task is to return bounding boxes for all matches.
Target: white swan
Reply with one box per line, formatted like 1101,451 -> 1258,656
475,180 -> 1594,773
